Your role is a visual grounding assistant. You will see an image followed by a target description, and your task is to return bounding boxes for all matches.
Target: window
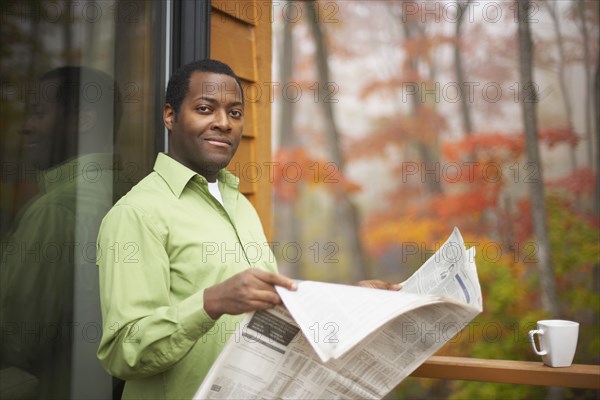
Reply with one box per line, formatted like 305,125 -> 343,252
0,1 -> 208,398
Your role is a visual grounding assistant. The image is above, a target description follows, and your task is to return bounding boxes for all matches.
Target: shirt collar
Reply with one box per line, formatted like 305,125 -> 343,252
154,153 -> 240,198
43,153 -> 116,192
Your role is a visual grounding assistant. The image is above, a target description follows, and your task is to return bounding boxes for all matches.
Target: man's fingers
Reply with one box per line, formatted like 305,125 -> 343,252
206,270 -> 292,319
356,280 -> 402,291
247,299 -> 281,311
251,269 -> 297,291
249,289 -> 283,306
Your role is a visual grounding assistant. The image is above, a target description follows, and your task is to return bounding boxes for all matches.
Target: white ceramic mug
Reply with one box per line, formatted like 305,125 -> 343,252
528,320 -> 579,367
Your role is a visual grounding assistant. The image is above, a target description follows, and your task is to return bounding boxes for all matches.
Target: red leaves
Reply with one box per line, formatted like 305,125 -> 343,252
538,127 -> 580,148
348,106 -> 448,160
443,132 -> 525,163
402,34 -> 456,65
430,188 -> 501,220
360,75 -> 421,99
547,167 -> 596,196
272,148 -> 360,202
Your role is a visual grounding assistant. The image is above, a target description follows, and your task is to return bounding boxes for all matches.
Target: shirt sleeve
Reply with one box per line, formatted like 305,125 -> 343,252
96,204 -> 216,380
0,203 -> 75,373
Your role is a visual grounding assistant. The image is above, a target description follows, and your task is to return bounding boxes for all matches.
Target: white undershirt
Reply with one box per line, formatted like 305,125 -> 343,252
207,180 -> 224,206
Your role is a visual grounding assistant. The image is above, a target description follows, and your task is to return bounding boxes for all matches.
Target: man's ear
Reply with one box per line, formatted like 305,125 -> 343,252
164,104 -> 174,131
79,106 -> 97,133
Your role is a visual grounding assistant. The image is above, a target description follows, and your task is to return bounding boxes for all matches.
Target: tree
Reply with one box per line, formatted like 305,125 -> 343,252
541,0 -> 578,173
305,1 -> 369,281
517,0 -> 559,315
274,1 -> 302,276
594,4 -> 600,218
574,1 -> 595,169
400,14 -> 444,195
454,0 -> 475,137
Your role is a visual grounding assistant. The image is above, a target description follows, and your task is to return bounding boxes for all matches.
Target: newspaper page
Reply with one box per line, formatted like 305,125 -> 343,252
400,227 -> 482,306
194,228 -> 483,399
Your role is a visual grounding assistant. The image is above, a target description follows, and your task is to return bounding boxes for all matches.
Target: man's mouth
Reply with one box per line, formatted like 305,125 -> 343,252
23,141 -> 39,149
205,137 -> 231,148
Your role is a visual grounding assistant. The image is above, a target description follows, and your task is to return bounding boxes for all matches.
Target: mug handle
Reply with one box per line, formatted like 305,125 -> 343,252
528,329 -> 547,356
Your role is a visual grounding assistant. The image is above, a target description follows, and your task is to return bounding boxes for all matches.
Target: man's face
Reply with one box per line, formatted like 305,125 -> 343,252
20,79 -> 64,170
165,71 -> 244,181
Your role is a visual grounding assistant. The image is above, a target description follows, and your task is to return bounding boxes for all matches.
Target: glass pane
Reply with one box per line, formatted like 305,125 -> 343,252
1,1 -> 164,398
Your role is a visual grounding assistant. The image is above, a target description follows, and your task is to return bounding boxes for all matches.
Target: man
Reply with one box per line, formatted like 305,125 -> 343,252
1,66 -> 119,399
97,59 -> 398,399
96,59 -> 299,399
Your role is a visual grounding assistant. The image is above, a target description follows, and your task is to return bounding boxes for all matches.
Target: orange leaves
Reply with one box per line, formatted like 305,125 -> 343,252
361,216 -> 440,257
345,117 -> 404,160
547,167 -> 596,196
414,106 -> 448,143
348,106 -> 448,160
401,34 -> 456,66
272,148 -> 360,203
538,127 -> 580,148
443,132 -> 525,163
358,130 -> 536,250
429,189 -> 500,220
360,75 -> 421,99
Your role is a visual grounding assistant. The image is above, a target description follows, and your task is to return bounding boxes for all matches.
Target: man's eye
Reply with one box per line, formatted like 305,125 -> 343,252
196,106 -> 210,112
230,110 -> 242,118
30,105 -> 44,117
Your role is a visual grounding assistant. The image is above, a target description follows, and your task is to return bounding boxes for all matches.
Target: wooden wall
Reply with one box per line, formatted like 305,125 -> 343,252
210,0 -> 273,238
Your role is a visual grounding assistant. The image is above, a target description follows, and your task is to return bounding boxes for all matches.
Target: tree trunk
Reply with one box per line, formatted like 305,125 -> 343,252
544,1 -> 577,172
592,1 -> 600,382
590,10 -> 600,217
517,0 -> 560,315
594,6 -> 600,219
275,1 -> 301,277
454,0 -> 474,137
401,18 -> 443,195
277,9 -> 295,149
306,1 -> 369,281
593,10 -> 600,379
576,1 -> 594,170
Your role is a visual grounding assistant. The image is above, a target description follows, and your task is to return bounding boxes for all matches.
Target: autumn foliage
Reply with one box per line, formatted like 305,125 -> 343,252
272,1 -> 599,398
273,147 -> 360,203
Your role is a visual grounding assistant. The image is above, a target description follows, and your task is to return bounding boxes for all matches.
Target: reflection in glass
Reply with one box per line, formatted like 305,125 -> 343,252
1,66 -> 119,399
0,2 -> 163,398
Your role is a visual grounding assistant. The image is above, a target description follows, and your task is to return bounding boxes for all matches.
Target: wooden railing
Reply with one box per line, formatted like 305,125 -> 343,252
410,356 -> 600,389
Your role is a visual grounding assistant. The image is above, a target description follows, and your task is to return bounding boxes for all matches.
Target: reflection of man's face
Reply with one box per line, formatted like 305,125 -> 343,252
20,79 -> 64,170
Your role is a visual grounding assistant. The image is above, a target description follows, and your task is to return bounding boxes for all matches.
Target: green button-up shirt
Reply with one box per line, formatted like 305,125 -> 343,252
1,153 -> 116,399
97,153 -> 277,399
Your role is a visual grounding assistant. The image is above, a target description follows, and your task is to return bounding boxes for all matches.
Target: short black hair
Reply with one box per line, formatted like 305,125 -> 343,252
165,59 -> 244,115
41,66 -> 123,128
38,66 -> 122,167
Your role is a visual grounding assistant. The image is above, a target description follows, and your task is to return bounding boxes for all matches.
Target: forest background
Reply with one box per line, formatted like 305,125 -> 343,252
268,1 -> 599,399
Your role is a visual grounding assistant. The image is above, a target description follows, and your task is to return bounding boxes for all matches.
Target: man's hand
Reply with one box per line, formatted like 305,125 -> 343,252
355,280 -> 402,290
203,269 -> 297,320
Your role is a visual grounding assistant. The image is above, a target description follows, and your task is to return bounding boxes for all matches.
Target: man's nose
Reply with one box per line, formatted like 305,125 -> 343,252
20,115 -> 35,136
211,109 -> 232,131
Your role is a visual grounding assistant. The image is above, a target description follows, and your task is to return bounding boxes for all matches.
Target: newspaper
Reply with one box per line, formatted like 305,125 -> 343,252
194,227 -> 483,399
